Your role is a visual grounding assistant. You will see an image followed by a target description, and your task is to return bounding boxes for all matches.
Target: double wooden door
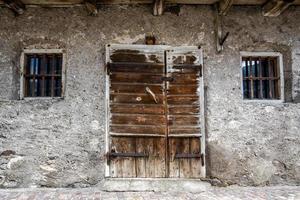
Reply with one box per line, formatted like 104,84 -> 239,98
105,45 -> 205,178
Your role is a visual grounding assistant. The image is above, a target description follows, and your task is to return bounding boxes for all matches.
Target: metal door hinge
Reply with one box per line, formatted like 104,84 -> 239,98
175,153 -> 201,159
106,63 -> 111,75
107,151 -> 149,160
201,153 -> 205,166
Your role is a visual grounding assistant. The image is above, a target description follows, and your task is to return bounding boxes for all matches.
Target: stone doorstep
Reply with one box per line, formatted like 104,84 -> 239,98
100,178 -> 212,193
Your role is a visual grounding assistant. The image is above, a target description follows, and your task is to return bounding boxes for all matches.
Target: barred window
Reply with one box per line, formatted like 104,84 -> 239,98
241,53 -> 283,100
22,53 -> 63,98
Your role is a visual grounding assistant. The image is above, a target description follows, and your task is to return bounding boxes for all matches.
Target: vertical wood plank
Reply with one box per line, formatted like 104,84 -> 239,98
136,137 -> 146,177
190,138 -> 201,178
122,137 -> 136,177
110,137 -> 123,177
179,138 -> 191,178
145,138 -> 155,177
154,138 -> 166,177
168,138 -> 179,177
110,137 -> 136,178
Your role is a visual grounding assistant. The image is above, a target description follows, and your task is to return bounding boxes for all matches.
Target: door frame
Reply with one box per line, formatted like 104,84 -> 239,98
104,44 -> 206,178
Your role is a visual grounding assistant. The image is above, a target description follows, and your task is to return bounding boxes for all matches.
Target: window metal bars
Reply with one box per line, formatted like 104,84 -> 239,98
242,57 -> 280,100
24,54 -> 62,97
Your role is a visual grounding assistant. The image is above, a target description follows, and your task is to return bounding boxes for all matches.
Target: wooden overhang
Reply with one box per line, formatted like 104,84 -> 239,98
1,0 -> 300,6
0,0 -> 298,19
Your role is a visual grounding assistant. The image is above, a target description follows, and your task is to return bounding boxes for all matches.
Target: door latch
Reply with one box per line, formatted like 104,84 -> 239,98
145,87 -> 158,104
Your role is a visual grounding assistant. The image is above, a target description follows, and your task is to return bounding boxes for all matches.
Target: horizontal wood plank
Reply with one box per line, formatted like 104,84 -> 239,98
168,106 -> 200,114
111,114 -> 166,125
110,94 -> 164,104
110,125 -> 166,135
167,95 -> 199,105
168,85 -> 198,95
110,49 -> 164,63
170,65 -> 201,74
170,73 -> 200,84
110,84 -> 163,94
110,73 -> 163,84
168,115 -> 200,126
108,62 -> 164,73
111,104 -> 165,114
169,126 -> 201,135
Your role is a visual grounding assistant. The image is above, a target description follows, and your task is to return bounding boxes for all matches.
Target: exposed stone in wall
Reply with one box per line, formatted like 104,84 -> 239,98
0,5 -> 299,188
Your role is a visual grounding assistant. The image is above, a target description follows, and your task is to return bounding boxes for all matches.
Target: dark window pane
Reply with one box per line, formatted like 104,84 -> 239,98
274,80 -> 280,99
55,55 -> 62,75
30,57 -> 35,75
54,78 -> 62,97
254,60 -> 259,77
262,80 -> 269,99
242,56 -> 280,100
254,80 -> 260,98
243,80 -> 250,99
261,59 -> 269,77
45,78 -> 52,97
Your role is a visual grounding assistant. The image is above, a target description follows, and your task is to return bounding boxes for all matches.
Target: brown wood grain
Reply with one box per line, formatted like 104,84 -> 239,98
111,114 -> 166,126
168,106 -> 200,115
108,49 -> 203,178
190,138 -> 201,177
180,138 -> 191,178
110,125 -> 166,135
136,137 -> 146,177
167,95 -> 199,105
110,73 -> 163,84
171,65 -> 201,74
110,94 -> 164,104
168,115 -> 200,126
168,85 -> 198,95
111,104 -> 165,114
168,138 -> 179,178
170,73 -> 199,84
110,84 -> 163,94
169,127 -> 201,135
110,137 -> 136,177
109,62 -> 164,73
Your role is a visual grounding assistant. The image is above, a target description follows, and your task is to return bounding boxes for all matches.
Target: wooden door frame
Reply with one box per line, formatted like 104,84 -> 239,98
105,44 -> 206,178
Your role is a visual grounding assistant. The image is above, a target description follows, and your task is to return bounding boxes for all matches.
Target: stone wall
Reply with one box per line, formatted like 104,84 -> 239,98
0,5 -> 299,188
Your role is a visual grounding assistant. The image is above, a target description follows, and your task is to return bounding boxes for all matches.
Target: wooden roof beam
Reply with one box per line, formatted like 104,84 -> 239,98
3,0 -> 25,15
218,0 -> 234,15
153,0 -> 164,16
263,0 -> 295,17
85,0 -> 98,16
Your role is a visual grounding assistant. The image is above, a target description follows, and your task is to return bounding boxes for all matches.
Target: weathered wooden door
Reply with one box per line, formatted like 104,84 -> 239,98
105,44 -> 205,178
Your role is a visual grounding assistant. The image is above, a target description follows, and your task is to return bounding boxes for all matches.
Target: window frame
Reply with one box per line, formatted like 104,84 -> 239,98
240,51 -> 284,103
20,49 -> 66,100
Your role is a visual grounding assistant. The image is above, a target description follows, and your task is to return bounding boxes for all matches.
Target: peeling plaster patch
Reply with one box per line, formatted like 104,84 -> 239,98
112,33 -> 145,44
40,165 -> 57,172
7,157 -> 24,170
265,106 -> 275,113
197,32 -> 205,42
248,158 -> 276,186
228,120 -> 242,129
90,120 -> 100,130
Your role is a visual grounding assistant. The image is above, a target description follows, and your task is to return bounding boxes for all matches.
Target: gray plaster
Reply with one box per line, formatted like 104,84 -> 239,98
0,5 -> 299,188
